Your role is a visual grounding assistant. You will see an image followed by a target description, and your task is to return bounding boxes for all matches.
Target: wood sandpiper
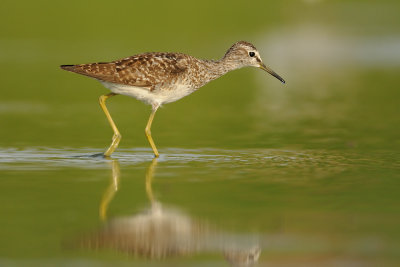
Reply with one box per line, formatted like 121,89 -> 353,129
61,41 -> 285,157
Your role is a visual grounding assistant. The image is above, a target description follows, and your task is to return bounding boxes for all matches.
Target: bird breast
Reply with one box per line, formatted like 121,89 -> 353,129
101,81 -> 194,106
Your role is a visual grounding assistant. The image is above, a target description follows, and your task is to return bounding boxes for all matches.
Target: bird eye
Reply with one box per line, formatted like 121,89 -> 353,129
249,52 -> 255,57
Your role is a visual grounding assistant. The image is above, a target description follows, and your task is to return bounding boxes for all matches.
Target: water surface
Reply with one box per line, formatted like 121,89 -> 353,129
0,148 -> 399,266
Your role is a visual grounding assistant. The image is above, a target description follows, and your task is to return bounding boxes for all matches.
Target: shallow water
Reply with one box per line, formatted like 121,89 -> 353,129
0,147 -> 399,266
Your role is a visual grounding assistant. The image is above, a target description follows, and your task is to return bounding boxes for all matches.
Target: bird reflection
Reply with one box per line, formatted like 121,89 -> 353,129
81,158 -> 260,266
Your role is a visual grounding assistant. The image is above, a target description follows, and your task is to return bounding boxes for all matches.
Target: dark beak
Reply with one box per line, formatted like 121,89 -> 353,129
259,63 -> 285,84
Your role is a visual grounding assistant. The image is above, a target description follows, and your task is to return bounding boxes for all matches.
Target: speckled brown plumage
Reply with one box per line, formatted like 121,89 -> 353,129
62,52 -> 192,92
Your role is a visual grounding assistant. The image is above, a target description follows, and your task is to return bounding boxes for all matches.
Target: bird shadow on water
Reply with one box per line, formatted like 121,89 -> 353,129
71,157 -> 261,266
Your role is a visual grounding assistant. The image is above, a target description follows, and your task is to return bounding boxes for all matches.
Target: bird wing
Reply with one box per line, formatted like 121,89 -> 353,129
61,53 -> 189,91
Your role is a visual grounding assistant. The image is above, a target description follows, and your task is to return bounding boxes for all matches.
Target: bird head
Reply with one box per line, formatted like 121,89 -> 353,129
224,41 -> 285,84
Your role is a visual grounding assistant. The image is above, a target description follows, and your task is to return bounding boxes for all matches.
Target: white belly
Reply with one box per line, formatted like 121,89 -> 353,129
101,81 -> 194,106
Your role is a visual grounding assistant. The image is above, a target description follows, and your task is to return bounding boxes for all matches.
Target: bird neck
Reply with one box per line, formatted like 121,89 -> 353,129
200,57 -> 242,81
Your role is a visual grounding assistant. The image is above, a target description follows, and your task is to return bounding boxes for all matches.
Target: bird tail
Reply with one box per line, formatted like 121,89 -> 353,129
60,64 -> 76,72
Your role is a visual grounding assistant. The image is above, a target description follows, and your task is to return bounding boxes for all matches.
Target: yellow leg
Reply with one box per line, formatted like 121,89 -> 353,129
99,93 -> 121,157
145,105 -> 160,157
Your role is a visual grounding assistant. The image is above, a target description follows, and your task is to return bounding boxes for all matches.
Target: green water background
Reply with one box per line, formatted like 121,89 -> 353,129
0,0 -> 399,266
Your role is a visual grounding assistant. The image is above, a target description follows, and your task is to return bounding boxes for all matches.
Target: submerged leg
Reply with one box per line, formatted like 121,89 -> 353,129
145,104 -> 160,157
145,158 -> 158,204
99,93 -> 121,157
99,159 -> 120,221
